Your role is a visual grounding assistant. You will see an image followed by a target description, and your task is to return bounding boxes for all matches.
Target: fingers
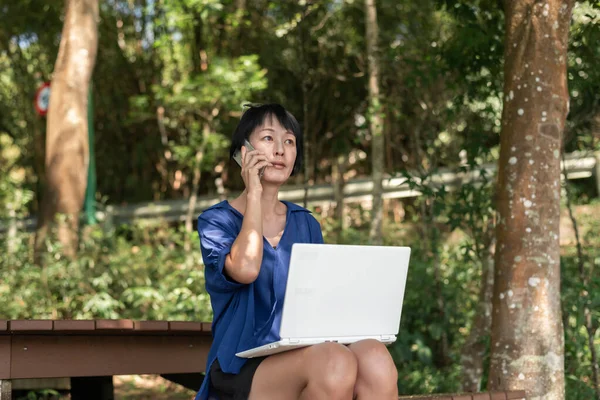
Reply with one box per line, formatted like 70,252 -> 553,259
253,160 -> 273,172
240,146 -> 272,182
244,160 -> 272,177
243,150 -> 270,170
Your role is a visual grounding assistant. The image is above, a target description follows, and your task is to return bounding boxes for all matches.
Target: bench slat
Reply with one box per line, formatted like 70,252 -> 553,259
397,392 -> 524,400
9,335 -> 211,379
10,320 -> 53,332
506,391 -> 527,400
95,319 -> 134,330
169,321 -> 203,332
2,320 -> 213,336
53,320 -> 95,331
134,321 -> 169,331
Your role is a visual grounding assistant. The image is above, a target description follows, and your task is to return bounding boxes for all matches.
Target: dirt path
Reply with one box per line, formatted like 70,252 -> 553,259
113,375 -> 196,400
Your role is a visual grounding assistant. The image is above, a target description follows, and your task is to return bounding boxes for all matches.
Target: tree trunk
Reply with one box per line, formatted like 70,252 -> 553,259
489,1 -> 573,398
35,0 -> 99,260
6,199 -> 18,254
302,79 -> 311,208
191,10 -> 206,74
184,123 -> 210,249
232,0 -> 247,56
365,0 -> 384,245
332,154 -> 347,237
461,243 -> 495,392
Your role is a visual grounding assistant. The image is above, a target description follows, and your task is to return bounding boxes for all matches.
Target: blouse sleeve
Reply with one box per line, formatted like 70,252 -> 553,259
197,213 -> 245,293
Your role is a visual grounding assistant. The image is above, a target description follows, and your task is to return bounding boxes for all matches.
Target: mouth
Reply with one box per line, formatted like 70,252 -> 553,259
270,162 -> 286,169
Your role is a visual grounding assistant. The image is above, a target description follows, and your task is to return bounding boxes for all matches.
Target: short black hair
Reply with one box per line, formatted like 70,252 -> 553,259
229,103 -> 303,175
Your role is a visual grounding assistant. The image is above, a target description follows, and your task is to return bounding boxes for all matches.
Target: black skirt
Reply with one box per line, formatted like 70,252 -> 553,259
209,357 -> 267,400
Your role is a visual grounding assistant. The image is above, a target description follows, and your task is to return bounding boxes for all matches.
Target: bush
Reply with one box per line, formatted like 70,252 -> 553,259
0,223 -> 211,322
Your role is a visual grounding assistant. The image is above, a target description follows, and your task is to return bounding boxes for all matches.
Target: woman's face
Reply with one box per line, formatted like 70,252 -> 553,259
248,116 -> 297,184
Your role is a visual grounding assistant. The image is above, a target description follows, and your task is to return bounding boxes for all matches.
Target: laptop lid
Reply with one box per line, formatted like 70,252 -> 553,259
279,243 -> 410,340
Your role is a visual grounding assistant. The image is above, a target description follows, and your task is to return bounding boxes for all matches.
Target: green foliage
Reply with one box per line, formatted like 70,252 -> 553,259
322,201 -> 600,398
566,2 -> 600,151
18,389 -> 60,400
320,211 -> 477,395
561,215 -> 600,400
1,204 -> 599,397
0,224 -> 211,321
0,134 -> 35,220
0,0 -> 599,398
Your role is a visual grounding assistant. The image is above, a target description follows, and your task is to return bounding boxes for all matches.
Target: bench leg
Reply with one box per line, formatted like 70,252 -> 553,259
71,376 -> 114,400
0,380 -> 11,400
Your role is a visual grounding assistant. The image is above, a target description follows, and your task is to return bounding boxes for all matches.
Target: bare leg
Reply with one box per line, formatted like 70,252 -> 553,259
349,339 -> 398,400
248,342 -> 358,400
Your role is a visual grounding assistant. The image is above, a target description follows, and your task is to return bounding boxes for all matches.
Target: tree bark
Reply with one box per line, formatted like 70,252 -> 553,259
35,0 -> 99,260
302,78 -> 311,208
332,154 -> 347,237
190,9 -> 206,74
489,1 -> 573,398
232,0 -> 247,56
184,123 -> 209,237
365,0 -> 384,245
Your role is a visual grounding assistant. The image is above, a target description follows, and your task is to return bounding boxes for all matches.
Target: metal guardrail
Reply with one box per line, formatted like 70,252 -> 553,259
2,152 -> 599,231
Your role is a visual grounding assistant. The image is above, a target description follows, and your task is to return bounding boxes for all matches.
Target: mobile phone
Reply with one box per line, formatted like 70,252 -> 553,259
233,140 -> 265,177
233,139 -> 255,167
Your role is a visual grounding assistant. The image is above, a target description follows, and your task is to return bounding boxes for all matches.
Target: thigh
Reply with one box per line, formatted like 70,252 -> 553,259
248,342 -> 356,400
247,347 -> 309,400
348,339 -> 397,387
348,338 -> 392,359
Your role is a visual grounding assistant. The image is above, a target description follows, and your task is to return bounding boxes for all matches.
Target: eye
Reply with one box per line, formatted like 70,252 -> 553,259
262,135 -> 273,141
285,138 -> 295,145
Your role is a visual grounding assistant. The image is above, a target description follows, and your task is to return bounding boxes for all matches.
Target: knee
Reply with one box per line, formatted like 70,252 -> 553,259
353,340 -> 398,389
306,342 -> 358,395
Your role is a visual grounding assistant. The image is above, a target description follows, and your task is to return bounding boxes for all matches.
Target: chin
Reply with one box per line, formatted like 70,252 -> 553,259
262,170 -> 292,185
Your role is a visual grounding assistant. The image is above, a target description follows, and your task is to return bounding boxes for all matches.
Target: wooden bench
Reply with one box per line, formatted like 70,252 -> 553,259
0,319 -> 527,400
0,319 -> 212,399
397,392 -> 527,400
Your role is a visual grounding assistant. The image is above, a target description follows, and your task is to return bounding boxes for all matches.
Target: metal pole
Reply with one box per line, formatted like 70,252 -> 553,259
84,81 -> 97,224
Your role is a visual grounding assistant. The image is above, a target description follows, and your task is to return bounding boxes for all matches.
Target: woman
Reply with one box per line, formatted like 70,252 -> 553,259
195,104 -> 398,400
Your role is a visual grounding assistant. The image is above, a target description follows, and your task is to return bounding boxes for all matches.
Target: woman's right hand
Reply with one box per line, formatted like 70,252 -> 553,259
241,145 -> 272,195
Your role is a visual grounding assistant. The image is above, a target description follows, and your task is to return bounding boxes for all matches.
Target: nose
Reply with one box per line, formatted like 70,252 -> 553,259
274,138 -> 285,157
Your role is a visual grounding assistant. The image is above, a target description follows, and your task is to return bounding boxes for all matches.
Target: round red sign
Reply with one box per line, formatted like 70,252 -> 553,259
34,82 -> 51,116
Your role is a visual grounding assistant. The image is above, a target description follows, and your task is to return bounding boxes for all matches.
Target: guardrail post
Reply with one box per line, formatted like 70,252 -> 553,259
102,205 -> 114,234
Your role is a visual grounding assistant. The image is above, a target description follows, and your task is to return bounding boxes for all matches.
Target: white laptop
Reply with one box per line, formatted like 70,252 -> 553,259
235,243 -> 410,358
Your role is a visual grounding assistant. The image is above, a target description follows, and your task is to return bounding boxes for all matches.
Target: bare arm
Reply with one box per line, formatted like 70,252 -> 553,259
223,146 -> 271,284
225,193 -> 263,284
